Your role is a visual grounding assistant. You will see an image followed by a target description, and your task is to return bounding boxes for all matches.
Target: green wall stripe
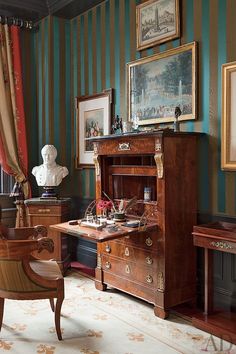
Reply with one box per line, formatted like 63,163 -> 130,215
53,17 -> 60,148
217,0 -> 226,212
31,33 -> 38,161
185,0 -> 194,132
115,0 -> 120,114
48,17 -> 54,144
101,4 -> 106,90
65,20 -> 71,168
80,15 -> 85,95
89,169 -> 95,198
198,0 -> 210,212
38,22 -> 43,155
96,6 -> 102,92
88,10 -> 93,95
72,19 -> 78,151
125,0 -> 131,63
105,1 -> 110,88
44,17 -> 49,143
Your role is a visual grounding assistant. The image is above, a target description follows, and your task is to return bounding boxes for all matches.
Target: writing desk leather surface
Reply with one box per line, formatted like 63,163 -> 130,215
50,221 -> 158,243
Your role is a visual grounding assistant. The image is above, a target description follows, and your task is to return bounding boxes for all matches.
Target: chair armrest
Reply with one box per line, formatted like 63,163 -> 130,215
6,225 -> 48,240
37,237 -> 54,253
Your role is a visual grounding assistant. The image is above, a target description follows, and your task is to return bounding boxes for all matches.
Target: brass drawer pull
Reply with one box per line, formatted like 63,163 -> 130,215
125,265 -> 130,274
124,247 -> 130,257
145,237 -> 153,247
105,261 -> 111,269
118,142 -> 130,151
146,275 -> 153,283
146,256 -> 153,265
210,241 -> 232,250
38,209 -> 51,213
105,245 -> 111,253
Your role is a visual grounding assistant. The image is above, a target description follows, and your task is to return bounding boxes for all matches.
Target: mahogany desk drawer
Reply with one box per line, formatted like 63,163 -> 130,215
101,255 -> 156,288
193,234 -> 236,254
101,242 -> 157,266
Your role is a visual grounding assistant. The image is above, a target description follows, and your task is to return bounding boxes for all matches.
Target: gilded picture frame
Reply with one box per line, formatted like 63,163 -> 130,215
75,89 -> 113,169
127,42 -> 197,126
221,61 -> 236,170
136,0 -> 180,51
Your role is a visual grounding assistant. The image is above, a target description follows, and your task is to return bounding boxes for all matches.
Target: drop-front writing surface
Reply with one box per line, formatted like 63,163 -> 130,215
91,130 -> 200,319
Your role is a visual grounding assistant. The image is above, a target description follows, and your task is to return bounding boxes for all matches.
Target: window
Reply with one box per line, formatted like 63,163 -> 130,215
0,165 -> 14,194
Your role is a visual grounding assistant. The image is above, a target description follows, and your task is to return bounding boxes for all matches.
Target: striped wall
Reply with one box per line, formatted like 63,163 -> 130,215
21,0 -> 236,218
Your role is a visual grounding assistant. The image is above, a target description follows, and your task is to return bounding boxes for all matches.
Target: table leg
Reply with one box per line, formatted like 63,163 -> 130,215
204,247 -> 214,315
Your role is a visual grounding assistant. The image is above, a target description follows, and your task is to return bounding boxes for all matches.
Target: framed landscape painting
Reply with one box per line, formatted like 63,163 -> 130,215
127,42 -> 197,126
75,89 -> 113,168
136,0 -> 180,51
221,61 -> 236,170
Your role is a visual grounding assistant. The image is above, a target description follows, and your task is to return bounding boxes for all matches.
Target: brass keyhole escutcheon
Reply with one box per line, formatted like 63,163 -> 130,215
146,256 -> 153,265
105,244 -> 111,253
125,265 -> 130,274
146,275 -> 153,283
105,261 -> 111,269
124,247 -> 130,257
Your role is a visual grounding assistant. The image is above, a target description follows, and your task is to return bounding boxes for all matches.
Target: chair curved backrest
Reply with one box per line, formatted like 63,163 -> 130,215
0,223 -> 64,340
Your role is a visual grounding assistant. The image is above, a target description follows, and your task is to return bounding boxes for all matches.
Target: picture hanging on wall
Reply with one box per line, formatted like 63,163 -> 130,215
136,0 -> 180,51
221,61 -> 236,170
75,89 -> 113,169
127,41 -> 197,126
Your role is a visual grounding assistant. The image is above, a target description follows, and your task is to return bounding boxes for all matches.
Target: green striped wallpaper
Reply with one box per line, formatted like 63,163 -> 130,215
22,0 -> 236,217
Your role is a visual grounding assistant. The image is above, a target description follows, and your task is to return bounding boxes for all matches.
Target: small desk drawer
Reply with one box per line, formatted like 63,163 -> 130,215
193,235 -> 236,254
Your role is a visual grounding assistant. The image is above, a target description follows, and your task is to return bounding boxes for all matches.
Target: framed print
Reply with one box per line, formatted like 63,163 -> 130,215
127,42 -> 197,126
136,0 -> 180,51
75,89 -> 113,168
221,61 -> 236,170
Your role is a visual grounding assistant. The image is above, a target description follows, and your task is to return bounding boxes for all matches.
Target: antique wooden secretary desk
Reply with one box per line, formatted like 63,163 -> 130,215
51,130 -> 200,318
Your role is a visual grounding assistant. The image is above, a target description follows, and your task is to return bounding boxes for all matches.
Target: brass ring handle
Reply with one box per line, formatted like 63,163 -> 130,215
145,237 -> 153,247
146,256 -> 153,265
146,275 -> 153,283
105,245 -> 111,253
105,261 -> 111,269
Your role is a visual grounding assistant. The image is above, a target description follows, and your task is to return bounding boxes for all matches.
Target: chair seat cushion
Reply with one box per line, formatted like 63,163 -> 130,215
30,260 -> 63,280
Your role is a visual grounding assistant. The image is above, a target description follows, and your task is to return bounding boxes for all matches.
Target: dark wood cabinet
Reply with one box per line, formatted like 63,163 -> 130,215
24,198 -> 71,274
92,131 -> 199,318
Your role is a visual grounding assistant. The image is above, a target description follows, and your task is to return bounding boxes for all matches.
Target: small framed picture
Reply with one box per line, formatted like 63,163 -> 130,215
75,89 -> 113,168
136,0 -> 180,51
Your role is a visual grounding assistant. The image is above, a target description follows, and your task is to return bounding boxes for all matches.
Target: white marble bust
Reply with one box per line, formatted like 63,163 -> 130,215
32,145 -> 69,187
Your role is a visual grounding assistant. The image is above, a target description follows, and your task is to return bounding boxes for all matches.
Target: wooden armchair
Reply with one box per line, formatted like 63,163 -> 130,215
0,224 -> 64,340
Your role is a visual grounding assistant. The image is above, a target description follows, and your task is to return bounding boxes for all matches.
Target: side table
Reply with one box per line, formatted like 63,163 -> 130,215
24,198 -> 71,274
192,221 -> 236,344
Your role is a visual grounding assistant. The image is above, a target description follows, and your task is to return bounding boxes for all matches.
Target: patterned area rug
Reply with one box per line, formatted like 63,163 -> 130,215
0,270 -> 235,354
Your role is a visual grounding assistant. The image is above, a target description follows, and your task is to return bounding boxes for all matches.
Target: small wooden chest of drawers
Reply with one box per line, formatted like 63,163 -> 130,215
24,198 -> 71,274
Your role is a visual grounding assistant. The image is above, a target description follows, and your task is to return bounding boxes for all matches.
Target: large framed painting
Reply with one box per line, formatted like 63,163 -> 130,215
75,89 -> 113,168
221,61 -> 236,170
136,0 -> 180,51
127,41 -> 197,126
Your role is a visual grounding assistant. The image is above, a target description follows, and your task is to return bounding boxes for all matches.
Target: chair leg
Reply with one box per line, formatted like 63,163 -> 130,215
0,298 -> 4,331
49,298 -> 55,312
55,296 -> 64,340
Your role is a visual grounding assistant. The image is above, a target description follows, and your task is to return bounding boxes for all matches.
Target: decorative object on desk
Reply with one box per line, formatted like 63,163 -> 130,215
136,0 -> 180,51
122,120 -> 133,134
102,191 -> 138,220
75,89 -> 113,168
173,106 -> 182,132
127,42 -> 197,126
221,61 -> 236,170
111,115 -> 123,134
97,199 -> 113,218
144,187 -> 152,201
10,181 -> 27,227
32,145 -> 69,199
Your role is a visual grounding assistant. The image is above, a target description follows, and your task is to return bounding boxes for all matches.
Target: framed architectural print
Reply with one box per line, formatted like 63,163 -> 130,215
75,89 -> 113,168
136,0 -> 180,51
221,61 -> 236,170
127,42 -> 197,126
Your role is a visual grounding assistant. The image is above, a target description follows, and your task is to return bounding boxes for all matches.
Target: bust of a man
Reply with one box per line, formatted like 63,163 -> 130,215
32,145 -> 69,187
